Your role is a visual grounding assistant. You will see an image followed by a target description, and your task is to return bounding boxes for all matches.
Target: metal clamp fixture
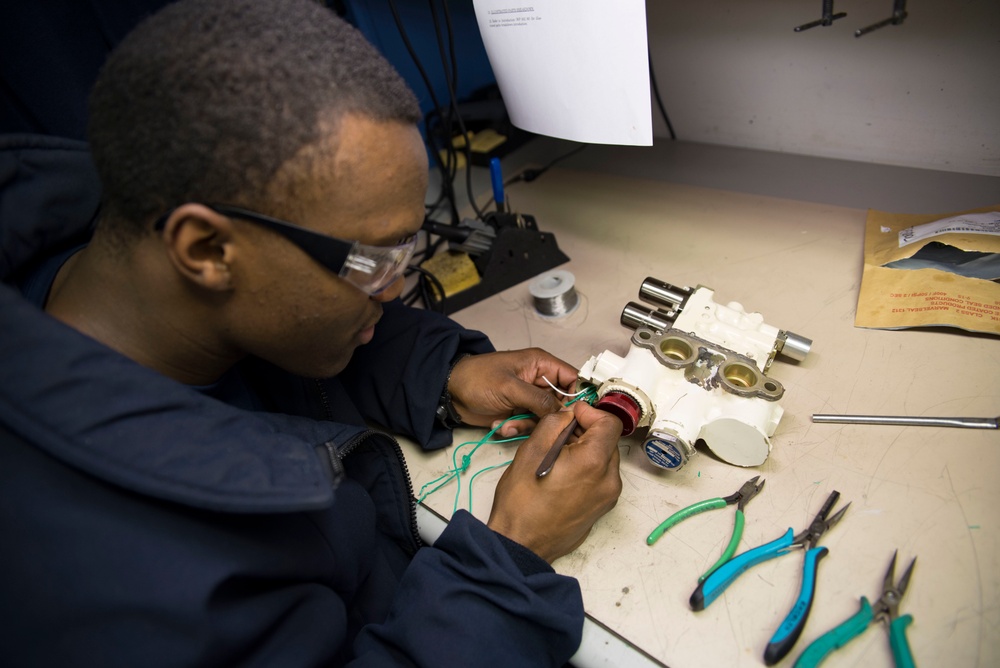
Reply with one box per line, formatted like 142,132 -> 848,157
794,0 -> 847,32
855,0 -> 908,37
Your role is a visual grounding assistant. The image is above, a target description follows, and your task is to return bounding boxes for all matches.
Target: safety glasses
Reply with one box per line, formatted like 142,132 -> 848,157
155,204 -> 417,296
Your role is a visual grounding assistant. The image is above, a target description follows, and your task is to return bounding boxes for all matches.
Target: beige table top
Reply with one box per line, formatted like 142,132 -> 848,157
400,168 -> 999,668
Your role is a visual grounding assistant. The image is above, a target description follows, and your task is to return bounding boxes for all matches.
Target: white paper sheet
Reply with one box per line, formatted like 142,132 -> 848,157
898,211 -> 1000,247
471,1 -> 652,146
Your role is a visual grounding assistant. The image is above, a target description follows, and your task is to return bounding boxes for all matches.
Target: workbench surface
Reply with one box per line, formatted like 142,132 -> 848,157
399,166 -> 999,668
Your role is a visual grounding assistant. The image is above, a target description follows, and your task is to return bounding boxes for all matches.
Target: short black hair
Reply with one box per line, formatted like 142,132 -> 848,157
88,0 -> 422,236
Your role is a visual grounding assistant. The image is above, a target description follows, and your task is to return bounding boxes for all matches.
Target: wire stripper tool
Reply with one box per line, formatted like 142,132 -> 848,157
690,490 -> 851,666
794,551 -> 916,668
646,476 -> 765,583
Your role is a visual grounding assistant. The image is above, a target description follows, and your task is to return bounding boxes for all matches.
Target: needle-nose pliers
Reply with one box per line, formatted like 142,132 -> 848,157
794,551 -> 916,668
690,490 -> 851,666
647,476 -> 766,583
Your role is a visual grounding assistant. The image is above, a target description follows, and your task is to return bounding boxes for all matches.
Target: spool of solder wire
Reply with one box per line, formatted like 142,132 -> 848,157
529,270 -> 579,318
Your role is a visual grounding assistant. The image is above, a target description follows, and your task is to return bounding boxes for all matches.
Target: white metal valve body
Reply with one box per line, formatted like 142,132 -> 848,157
672,287 -> 781,371
579,285 -> 793,470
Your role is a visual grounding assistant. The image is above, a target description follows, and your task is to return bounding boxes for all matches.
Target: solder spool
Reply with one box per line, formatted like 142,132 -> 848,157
529,269 -> 579,318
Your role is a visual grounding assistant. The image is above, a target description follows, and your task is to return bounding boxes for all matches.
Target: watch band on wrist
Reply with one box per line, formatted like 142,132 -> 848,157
435,353 -> 470,429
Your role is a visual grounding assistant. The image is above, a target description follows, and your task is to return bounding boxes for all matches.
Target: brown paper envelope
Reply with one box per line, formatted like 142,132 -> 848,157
855,205 -> 1000,335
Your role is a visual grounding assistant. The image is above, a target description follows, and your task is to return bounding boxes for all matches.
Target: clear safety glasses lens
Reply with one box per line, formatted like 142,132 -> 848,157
340,234 -> 417,295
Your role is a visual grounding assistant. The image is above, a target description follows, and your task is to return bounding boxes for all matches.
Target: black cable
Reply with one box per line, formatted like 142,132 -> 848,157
425,3 -> 461,220
424,111 -> 460,225
387,0 -> 460,224
508,143 -> 588,186
463,143 -> 589,213
401,225 -> 452,309
401,278 -> 422,307
389,0 -> 492,227
386,4 -> 445,130
428,0 -> 484,221
648,48 -> 676,141
440,0 -> 459,113
407,265 -> 447,313
401,227 -> 434,306
427,6 -> 460,203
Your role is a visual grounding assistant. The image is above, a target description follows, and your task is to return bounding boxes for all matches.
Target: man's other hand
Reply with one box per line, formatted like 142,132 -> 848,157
447,349 -> 578,436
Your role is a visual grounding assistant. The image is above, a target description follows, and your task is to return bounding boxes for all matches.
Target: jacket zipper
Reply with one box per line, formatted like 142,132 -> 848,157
314,379 -> 424,554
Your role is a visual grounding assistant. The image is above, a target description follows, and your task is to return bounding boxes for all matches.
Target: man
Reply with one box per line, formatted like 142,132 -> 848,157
0,0 -> 623,666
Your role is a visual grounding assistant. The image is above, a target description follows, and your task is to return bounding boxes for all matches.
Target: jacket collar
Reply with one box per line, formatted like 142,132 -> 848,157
0,134 -> 100,283
0,283 -> 367,513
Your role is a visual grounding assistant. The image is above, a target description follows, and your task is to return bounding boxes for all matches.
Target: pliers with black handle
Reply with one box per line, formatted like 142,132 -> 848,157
690,490 -> 851,666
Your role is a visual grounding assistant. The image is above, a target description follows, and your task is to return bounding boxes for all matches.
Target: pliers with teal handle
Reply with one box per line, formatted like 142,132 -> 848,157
690,490 -> 850,666
646,476 -> 765,584
794,551 -> 916,668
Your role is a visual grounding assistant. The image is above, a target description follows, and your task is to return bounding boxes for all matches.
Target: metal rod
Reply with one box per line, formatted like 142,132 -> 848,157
812,414 -> 999,429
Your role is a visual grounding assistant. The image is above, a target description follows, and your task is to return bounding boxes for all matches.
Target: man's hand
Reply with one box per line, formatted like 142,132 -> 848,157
447,349 -> 579,436
487,401 -> 623,563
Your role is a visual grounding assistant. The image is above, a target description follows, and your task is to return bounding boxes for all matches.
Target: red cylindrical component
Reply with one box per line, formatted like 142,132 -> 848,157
594,392 -> 641,436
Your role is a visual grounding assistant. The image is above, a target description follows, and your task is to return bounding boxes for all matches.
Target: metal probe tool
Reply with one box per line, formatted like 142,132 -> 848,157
812,414 -> 998,429
535,417 -> 578,477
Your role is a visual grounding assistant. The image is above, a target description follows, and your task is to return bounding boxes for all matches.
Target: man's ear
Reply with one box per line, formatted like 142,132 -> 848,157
159,204 -> 237,291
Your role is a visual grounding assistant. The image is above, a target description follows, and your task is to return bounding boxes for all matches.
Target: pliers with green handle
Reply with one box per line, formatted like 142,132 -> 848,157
689,490 -> 851,666
646,476 -> 765,583
794,551 -> 916,668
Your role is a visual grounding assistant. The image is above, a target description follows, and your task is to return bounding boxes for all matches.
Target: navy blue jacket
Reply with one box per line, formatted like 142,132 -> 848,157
0,135 -> 584,666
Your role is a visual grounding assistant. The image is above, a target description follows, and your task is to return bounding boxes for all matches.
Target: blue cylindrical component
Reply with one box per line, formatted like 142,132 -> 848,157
489,157 -> 505,208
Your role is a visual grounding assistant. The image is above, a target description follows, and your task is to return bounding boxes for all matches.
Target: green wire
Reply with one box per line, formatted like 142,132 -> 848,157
452,434 -> 526,514
414,413 -> 531,509
467,459 -> 514,514
416,471 -> 459,503
419,383 -> 600,512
